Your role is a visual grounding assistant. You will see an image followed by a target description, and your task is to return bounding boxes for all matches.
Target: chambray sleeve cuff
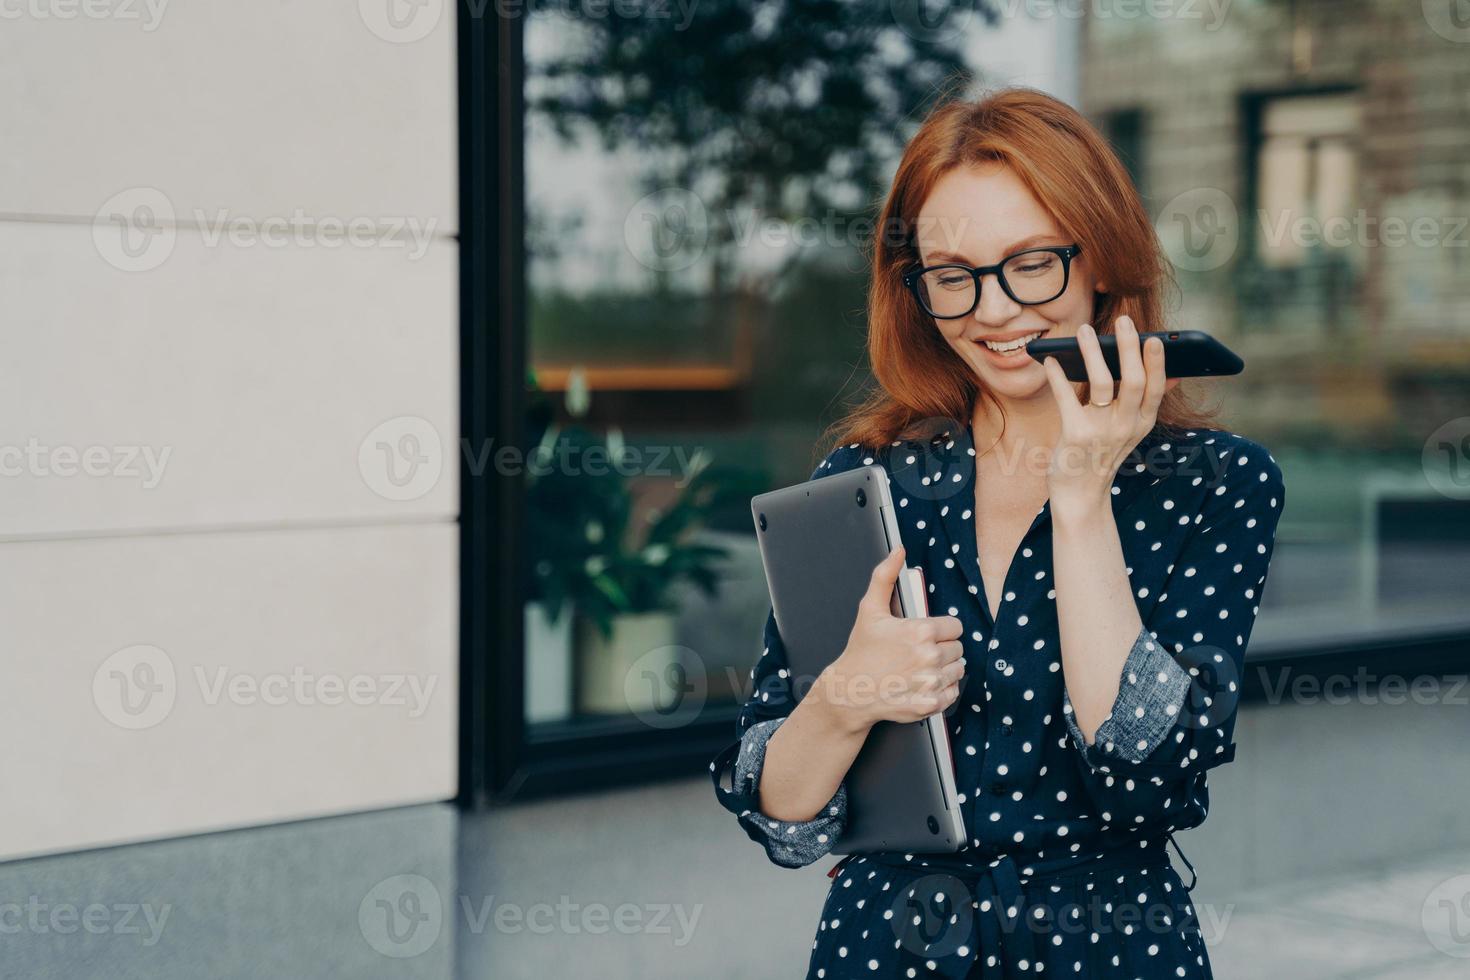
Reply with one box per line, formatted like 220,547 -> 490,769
1064,625 -> 1193,764
733,717 -> 847,868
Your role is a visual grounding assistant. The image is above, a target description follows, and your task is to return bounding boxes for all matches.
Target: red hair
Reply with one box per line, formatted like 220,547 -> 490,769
825,86 -> 1218,455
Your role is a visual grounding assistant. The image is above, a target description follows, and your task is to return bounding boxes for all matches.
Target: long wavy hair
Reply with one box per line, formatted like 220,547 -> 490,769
824,86 -> 1218,455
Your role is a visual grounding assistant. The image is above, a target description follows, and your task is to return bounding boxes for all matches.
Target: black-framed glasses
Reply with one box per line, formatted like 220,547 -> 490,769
902,244 -> 1082,319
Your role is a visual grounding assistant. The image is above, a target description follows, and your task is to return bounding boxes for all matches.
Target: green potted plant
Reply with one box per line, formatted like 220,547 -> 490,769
525,370 -> 759,716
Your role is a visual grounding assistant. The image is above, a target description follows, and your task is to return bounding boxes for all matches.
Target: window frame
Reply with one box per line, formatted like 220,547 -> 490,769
456,6 -> 768,805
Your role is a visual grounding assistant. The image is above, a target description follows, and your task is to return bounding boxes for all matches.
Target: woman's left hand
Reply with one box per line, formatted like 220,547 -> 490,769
1041,315 -> 1180,507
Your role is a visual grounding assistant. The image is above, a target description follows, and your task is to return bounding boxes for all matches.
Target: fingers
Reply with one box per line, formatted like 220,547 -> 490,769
902,622 -> 964,661
1140,334 -> 1168,420
910,638 -> 965,693
917,683 -> 962,717
934,638 -> 965,666
1114,315 -> 1145,415
1042,354 -> 1084,425
918,614 -> 964,643
937,650 -> 966,685
1076,323 -> 1115,405
859,545 -> 906,617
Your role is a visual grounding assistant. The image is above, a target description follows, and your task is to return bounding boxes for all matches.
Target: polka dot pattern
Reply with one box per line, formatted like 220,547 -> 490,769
711,421 -> 1284,978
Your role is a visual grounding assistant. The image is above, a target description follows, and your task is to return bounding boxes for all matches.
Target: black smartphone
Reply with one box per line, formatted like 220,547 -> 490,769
1025,330 -> 1243,381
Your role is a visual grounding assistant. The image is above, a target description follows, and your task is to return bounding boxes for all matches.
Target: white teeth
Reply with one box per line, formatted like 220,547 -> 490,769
982,331 -> 1043,353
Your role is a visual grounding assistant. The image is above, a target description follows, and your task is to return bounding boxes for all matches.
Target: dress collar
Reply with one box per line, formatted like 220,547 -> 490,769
885,415 -> 1173,625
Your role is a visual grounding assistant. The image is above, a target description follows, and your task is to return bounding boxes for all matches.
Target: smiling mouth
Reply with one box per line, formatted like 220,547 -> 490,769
977,330 -> 1046,354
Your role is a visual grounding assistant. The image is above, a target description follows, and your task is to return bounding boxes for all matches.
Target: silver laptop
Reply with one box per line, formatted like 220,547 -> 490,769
750,463 -> 965,854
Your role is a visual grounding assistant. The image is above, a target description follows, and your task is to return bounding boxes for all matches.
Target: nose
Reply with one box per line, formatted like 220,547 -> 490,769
970,270 -> 1022,328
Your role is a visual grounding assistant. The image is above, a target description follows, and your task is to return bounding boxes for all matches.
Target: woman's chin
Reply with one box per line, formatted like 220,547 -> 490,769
974,361 -> 1049,401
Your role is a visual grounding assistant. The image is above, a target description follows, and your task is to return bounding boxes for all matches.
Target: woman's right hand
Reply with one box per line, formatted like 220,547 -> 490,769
814,545 -> 966,733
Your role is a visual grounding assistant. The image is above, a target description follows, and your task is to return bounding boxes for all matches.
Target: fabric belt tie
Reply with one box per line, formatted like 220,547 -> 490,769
856,835 -> 1195,980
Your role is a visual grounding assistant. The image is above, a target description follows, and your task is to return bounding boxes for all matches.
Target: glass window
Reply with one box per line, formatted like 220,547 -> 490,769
497,1 -> 1470,784
518,5 -> 987,731
1100,107 -> 1148,201
1081,6 -> 1470,657
514,4 -> 1081,735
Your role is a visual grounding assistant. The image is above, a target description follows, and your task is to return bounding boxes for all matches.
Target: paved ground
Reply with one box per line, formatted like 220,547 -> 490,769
1205,848 -> 1470,978
6,801 -> 1467,979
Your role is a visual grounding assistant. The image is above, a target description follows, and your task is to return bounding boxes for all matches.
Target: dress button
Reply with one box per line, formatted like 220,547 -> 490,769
990,783 -> 1006,794
994,658 -> 1008,672
1000,723 -> 1013,735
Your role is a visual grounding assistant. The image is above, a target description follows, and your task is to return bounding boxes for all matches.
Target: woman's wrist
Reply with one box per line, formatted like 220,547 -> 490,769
807,662 -> 876,739
1048,481 -> 1113,527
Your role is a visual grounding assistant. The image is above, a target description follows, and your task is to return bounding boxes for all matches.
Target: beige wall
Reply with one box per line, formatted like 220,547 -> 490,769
0,1 -> 459,860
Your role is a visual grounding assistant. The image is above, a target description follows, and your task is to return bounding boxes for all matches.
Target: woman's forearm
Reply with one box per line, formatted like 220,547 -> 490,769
757,670 -> 871,822
1051,488 -> 1146,743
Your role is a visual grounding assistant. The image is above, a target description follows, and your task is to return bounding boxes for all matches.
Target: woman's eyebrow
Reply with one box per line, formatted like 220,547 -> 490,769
1000,234 -> 1063,254
922,235 -> 1064,265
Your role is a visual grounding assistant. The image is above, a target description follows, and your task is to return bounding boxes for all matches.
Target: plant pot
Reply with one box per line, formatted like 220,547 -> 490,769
575,610 -> 680,716
524,602 -> 574,724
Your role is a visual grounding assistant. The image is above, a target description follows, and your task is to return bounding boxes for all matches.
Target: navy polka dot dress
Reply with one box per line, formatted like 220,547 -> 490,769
711,418 -> 1286,978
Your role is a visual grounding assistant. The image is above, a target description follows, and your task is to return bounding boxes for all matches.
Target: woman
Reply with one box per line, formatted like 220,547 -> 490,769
710,87 -> 1285,978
